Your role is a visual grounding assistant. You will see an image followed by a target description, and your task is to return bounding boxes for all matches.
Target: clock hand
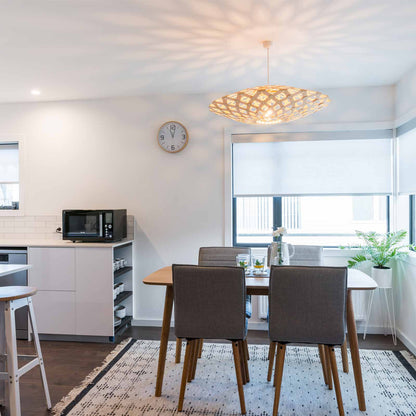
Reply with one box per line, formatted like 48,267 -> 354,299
169,124 -> 176,138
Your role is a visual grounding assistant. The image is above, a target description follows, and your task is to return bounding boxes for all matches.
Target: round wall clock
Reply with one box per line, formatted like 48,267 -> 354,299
157,121 -> 189,153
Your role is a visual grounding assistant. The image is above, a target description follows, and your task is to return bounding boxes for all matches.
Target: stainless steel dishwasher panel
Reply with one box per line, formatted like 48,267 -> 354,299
0,248 -> 28,339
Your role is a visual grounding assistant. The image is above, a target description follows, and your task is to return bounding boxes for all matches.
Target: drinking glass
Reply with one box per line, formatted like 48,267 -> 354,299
236,254 -> 250,273
252,255 -> 265,274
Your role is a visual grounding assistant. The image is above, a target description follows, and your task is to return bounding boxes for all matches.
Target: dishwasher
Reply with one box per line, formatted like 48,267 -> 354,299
0,248 -> 28,339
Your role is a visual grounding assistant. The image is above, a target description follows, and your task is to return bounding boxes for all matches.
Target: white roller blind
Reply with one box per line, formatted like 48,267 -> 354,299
398,128 -> 416,194
0,143 -> 19,183
233,138 -> 392,196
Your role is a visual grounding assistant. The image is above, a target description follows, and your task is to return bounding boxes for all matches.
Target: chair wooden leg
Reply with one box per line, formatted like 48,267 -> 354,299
243,339 -> 250,360
273,344 -> 279,387
198,339 -> 203,358
267,341 -> 277,382
318,344 -> 329,385
175,338 -> 182,364
190,340 -> 199,381
328,346 -> 345,416
341,340 -> 349,373
268,341 -> 276,360
238,341 -> 247,384
324,345 -> 333,390
241,341 -> 250,383
273,343 -> 286,416
187,340 -> 196,382
232,341 -> 246,415
178,340 -> 192,412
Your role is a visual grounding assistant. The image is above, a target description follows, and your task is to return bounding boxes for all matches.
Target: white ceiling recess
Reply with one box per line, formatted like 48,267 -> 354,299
1,0 -> 416,103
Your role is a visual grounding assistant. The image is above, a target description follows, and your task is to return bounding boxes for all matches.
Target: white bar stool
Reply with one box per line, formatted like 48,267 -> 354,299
0,286 -> 51,416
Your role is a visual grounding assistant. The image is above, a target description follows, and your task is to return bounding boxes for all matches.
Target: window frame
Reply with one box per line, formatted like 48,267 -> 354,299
0,138 -> 24,216
410,195 -> 415,247
232,195 -> 391,248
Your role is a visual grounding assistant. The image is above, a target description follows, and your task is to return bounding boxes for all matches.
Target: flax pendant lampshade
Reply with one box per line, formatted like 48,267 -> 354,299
209,41 -> 330,125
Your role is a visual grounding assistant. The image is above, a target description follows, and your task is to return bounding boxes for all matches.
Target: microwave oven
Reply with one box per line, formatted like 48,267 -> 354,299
62,210 -> 127,242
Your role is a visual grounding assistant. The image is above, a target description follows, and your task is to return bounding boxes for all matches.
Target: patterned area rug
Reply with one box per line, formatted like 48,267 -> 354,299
53,339 -> 416,416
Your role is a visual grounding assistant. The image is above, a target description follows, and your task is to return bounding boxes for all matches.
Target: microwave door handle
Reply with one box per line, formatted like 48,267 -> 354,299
99,214 -> 103,237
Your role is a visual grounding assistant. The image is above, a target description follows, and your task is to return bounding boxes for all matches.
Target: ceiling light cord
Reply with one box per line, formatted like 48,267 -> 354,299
263,40 -> 272,85
267,46 -> 270,85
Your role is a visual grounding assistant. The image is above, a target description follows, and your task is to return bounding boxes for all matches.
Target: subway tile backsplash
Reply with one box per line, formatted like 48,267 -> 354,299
0,215 -> 134,241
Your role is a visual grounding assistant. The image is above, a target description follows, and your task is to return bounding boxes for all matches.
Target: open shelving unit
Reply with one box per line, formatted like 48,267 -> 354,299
112,242 -> 133,340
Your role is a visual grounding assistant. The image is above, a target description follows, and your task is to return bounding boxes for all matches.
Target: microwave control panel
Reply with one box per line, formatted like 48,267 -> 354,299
104,212 -> 113,239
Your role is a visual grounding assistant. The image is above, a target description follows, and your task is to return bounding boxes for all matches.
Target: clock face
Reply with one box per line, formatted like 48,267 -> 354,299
158,121 -> 188,153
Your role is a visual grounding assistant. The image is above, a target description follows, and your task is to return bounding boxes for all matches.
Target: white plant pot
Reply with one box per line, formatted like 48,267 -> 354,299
372,266 -> 392,288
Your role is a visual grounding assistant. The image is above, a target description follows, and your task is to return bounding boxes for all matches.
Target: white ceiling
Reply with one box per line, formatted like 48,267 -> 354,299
1,0 -> 416,103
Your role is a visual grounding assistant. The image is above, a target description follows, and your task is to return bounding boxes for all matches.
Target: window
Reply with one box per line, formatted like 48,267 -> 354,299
0,143 -> 19,210
232,136 -> 393,247
234,195 -> 389,246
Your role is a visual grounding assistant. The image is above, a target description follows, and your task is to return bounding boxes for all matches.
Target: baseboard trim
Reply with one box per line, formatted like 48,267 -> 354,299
132,320 -> 408,340
396,328 -> 416,356
248,321 -> 268,330
133,319 -> 272,331
132,320 -> 415,354
38,334 -> 111,343
132,319 -> 168,327
355,323 -> 392,335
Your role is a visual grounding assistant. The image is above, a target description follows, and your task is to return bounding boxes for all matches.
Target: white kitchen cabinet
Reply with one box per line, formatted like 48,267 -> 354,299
75,247 -> 113,336
27,241 -> 133,340
28,247 -> 76,291
31,290 -> 76,335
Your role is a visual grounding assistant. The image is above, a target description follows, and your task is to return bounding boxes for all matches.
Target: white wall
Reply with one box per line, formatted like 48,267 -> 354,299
395,65 -> 416,124
394,65 -> 416,354
394,258 -> 416,354
0,85 -> 395,327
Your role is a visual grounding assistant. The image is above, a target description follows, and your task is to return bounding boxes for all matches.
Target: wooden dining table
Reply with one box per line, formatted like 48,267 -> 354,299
143,266 -> 377,411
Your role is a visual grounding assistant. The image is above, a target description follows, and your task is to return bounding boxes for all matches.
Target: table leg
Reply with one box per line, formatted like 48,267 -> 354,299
0,302 -> 10,416
347,290 -> 366,411
155,286 -> 174,397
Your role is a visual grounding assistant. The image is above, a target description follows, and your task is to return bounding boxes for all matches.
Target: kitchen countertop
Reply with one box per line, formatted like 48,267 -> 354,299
0,239 -> 133,248
0,264 -> 31,276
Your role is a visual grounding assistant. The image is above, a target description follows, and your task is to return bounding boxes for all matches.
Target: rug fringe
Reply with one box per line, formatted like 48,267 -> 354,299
52,337 -> 133,415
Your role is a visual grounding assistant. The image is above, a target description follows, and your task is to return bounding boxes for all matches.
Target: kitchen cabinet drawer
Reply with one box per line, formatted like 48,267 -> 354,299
28,247 -> 76,291
31,290 -> 76,335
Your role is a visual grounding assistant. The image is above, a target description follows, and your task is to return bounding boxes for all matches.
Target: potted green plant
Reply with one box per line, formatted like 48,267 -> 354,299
344,230 -> 414,287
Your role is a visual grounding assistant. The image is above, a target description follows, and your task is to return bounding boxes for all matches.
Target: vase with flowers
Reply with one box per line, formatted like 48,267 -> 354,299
269,227 -> 295,265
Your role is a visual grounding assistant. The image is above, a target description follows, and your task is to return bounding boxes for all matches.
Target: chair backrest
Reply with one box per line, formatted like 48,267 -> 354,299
267,244 -> 323,266
173,264 -> 246,340
198,247 -> 251,267
290,245 -> 323,266
268,266 -> 347,345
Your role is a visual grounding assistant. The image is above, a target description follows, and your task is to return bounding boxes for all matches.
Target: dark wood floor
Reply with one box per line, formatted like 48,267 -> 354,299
14,327 -> 406,415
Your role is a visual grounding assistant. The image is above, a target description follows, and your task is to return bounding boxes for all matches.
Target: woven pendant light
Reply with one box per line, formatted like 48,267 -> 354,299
209,41 -> 330,125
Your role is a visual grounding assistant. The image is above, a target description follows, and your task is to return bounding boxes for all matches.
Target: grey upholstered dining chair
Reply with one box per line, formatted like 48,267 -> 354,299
268,265 -> 347,416
267,245 -> 349,380
175,247 -> 252,364
173,264 -> 249,415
